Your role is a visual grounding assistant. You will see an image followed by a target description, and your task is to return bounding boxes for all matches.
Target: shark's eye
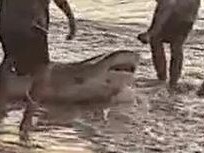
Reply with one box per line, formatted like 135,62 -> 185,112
106,79 -> 111,84
109,63 -> 135,73
74,76 -> 84,84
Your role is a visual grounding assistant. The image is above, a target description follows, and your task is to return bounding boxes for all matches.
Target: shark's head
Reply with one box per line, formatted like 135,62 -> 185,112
43,50 -> 140,103
2,50 -> 140,104
104,50 -> 139,74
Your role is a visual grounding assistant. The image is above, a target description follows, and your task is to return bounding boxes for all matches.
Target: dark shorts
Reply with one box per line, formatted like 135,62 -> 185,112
160,16 -> 194,43
2,28 -> 49,75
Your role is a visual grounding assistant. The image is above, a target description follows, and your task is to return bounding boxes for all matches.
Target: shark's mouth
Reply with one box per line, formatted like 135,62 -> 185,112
108,63 -> 135,73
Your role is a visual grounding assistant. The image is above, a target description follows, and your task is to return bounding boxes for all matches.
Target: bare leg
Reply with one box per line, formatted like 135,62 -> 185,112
0,52 -> 14,102
0,68 -> 6,120
19,90 -> 37,142
19,103 -> 32,141
53,0 -> 76,40
169,38 -> 184,87
19,75 -> 44,142
150,38 -> 167,81
197,82 -> 204,97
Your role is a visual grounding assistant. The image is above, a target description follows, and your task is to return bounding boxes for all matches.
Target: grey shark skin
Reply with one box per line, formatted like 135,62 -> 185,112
1,50 -> 139,141
2,50 -> 139,103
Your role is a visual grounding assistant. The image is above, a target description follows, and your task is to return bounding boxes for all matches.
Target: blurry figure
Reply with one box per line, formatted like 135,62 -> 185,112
0,0 -> 75,141
137,0 -> 200,88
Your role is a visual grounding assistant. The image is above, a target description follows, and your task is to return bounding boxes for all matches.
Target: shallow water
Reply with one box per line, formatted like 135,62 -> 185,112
1,0 -> 204,153
72,0 -> 154,24
71,0 -> 204,28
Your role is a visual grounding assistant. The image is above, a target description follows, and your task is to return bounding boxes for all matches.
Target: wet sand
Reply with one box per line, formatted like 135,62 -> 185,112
0,1 -> 204,153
